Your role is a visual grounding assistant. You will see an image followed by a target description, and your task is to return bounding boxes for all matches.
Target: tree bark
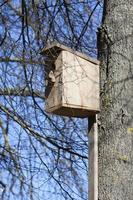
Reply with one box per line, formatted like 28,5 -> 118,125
98,0 -> 133,200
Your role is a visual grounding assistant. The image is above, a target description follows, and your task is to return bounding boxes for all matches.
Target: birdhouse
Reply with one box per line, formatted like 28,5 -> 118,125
41,43 -> 100,118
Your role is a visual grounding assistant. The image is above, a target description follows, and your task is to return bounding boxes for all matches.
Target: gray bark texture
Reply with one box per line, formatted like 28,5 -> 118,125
98,0 -> 133,200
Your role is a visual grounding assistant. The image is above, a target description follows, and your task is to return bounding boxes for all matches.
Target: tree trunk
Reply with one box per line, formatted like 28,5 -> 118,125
98,1 -> 133,200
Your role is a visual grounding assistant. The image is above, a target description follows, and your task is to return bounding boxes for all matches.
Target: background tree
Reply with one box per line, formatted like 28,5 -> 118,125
98,0 -> 133,200
0,1 -> 102,200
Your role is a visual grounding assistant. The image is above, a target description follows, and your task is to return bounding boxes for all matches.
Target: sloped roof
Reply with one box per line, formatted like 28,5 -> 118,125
40,42 -> 99,65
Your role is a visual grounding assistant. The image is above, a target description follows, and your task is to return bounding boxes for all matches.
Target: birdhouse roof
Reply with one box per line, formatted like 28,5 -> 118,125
40,42 -> 99,65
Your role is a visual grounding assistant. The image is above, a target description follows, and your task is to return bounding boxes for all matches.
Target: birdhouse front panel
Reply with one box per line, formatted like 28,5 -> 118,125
45,54 -> 63,112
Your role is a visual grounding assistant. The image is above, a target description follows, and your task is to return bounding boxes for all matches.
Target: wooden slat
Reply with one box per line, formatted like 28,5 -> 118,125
88,115 -> 98,200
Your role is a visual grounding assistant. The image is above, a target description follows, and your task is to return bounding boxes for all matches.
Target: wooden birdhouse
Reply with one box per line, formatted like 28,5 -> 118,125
40,43 -> 100,118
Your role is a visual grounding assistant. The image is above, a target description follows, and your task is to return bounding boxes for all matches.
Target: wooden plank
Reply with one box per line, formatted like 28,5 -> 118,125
88,115 -> 98,200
